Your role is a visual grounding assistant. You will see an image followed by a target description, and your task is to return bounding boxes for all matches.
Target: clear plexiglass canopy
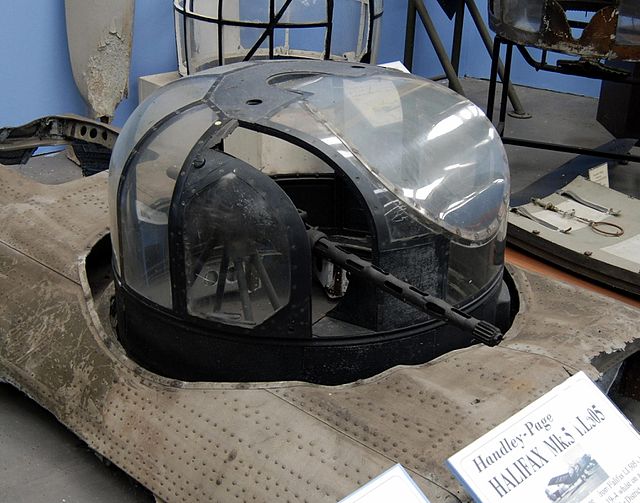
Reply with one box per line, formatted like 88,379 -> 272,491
271,72 -> 510,243
110,62 -> 510,314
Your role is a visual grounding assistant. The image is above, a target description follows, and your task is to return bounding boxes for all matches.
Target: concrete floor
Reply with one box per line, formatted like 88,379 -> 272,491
463,78 -> 640,198
1,78 -> 639,501
0,384 -> 152,502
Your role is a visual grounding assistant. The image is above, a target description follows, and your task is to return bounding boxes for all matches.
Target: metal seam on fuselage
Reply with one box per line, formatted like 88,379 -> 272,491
0,239 -> 79,285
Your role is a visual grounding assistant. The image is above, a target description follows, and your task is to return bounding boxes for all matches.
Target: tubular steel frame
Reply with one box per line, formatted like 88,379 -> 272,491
174,0 -> 383,74
487,35 -> 640,164
403,0 -> 527,116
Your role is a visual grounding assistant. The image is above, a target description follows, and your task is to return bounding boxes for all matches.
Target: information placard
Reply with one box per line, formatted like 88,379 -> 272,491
448,372 -> 640,502
339,464 -> 431,503
588,163 -> 610,188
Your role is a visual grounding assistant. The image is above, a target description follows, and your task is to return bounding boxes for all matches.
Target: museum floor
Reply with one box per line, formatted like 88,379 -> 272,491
1,78 -> 638,502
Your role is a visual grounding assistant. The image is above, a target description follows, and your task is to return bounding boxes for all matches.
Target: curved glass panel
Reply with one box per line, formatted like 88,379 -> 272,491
184,173 -> 291,325
617,0 -> 640,46
109,76 -> 215,275
117,105 -> 219,306
270,101 -> 434,245
271,72 -> 509,244
496,0 -> 544,33
223,127 -> 334,175
447,220 -> 506,304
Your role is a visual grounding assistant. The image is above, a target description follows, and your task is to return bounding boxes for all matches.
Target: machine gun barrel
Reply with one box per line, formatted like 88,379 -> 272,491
308,229 -> 503,347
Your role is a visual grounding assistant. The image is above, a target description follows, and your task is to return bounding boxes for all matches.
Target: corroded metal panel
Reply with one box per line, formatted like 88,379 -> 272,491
502,266 -> 640,372
489,1 -> 640,62
270,265 -> 640,500
0,243 -> 453,501
272,351 -> 572,500
0,170 -> 639,502
0,115 -> 118,166
65,0 -> 135,119
509,176 -> 640,295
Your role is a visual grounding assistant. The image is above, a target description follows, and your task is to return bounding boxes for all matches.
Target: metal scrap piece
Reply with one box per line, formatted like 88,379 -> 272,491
559,189 -> 622,215
0,115 -> 118,161
65,0 -> 135,120
490,0 -> 640,62
511,206 -> 572,233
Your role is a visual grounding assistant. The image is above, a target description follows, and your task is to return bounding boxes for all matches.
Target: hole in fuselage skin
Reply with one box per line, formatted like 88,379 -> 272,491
85,234 -> 114,299
246,99 -> 263,106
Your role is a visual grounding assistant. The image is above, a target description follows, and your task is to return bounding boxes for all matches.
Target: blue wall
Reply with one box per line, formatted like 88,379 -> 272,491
1,0 -> 177,128
114,0 -> 178,125
1,0 -> 598,129
1,2 -> 87,127
379,0 -> 459,80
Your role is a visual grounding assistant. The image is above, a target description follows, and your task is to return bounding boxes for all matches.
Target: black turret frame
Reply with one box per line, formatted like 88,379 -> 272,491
113,61 -> 511,384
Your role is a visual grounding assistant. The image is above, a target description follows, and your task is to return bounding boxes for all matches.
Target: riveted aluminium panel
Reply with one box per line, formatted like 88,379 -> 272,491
0,240 -> 455,502
0,167 -> 109,282
270,265 -> 640,501
509,176 -> 640,294
0,171 -> 639,502
272,350 -> 572,501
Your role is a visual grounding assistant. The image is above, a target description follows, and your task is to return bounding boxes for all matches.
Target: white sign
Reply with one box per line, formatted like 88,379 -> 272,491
601,233 -> 640,266
447,371 -> 640,502
339,464 -> 431,503
379,61 -> 411,74
588,163 -> 610,188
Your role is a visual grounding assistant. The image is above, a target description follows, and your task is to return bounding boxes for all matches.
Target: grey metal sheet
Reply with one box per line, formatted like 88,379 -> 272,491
0,168 -> 639,502
509,176 -> 640,293
0,168 -> 109,282
65,0 -> 135,119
